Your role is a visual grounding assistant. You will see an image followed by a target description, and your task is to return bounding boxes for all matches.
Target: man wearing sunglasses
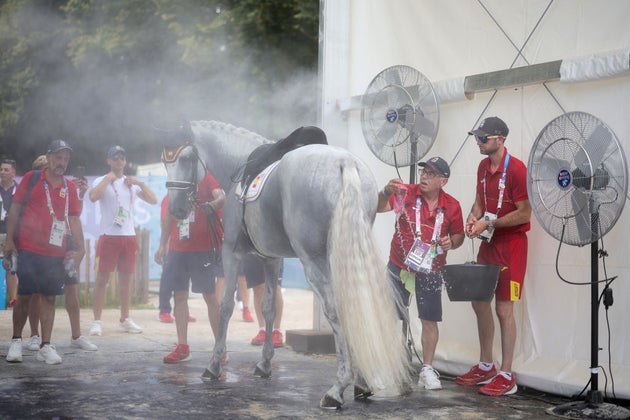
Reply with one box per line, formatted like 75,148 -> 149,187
456,117 -> 531,397
88,145 -> 157,337
378,157 -> 465,391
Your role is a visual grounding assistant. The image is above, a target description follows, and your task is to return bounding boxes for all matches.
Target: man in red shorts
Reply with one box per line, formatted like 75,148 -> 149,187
154,170 -> 225,363
457,117 -> 531,396
88,145 -> 157,336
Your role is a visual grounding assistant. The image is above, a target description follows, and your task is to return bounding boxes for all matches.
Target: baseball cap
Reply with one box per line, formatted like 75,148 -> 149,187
468,116 -> 509,137
47,139 -> 73,154
107,145 -> 126,159
418,156 -> 450,178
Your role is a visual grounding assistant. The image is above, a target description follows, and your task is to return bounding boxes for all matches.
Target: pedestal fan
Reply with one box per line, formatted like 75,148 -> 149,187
527,111 -> 629,419
361,64 -> 439,184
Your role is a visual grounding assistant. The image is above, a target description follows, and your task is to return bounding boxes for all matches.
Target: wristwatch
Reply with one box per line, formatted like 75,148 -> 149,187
487,218 -> 494,233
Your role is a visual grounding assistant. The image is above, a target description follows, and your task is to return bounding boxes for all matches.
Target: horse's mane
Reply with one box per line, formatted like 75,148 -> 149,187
192,120 -> 272,145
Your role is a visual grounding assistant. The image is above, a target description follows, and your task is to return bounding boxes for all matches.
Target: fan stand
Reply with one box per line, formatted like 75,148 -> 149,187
402,133 -> 419,362
548,208 -> 630,419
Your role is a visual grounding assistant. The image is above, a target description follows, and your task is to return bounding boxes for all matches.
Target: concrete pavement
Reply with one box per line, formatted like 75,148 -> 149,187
0,288 -> 582,419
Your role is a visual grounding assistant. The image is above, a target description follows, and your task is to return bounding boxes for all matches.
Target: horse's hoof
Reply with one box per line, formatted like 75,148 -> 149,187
201,368 -> 220,382
253,363 -> 271,378
353,385 -> 373,400
320,394 -> 343,410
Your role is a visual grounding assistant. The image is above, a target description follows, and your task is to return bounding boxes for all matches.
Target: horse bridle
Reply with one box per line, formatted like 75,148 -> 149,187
162,141 -> 208,206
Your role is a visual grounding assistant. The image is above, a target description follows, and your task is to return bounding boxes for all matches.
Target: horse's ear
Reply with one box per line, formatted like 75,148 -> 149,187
178,120 -> 194,143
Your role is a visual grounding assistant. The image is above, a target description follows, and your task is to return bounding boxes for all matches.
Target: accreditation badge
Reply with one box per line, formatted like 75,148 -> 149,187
404,238 -> 432,273
49,218 -> 66,247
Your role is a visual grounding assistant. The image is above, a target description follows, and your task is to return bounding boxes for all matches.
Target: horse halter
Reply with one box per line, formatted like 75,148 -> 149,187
162,142 -> 208,208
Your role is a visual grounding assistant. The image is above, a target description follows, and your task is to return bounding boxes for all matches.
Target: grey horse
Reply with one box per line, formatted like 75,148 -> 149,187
162,120 -> 412,409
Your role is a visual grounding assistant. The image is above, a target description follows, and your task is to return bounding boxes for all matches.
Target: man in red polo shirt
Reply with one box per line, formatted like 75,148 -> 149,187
456,116 -> 531,396
154,171 -> 225,363
378,156 -> 464,391
4,139 -> 86,365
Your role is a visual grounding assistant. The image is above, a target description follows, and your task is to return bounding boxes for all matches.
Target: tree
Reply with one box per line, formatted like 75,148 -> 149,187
0,0 -> 319,174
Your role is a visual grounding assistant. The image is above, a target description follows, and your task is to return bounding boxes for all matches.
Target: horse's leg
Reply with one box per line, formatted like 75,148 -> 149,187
202,252 -> 240,381
300,259 -> 353,409
254,258 -> 281,377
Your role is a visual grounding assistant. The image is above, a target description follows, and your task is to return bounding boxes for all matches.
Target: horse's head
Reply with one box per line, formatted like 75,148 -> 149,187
162,140 -> 205,220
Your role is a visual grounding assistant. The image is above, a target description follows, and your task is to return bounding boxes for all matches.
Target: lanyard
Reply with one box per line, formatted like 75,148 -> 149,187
43,178 -> 69,226
483,152 -> 510,213
111,177 -> 133,208
414,195 -> 444,242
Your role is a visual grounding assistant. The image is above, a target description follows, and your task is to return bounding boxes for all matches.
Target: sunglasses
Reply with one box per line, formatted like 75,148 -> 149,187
110,155 -> 126,161
474,135 -> 501,144
419,169 -> 440,179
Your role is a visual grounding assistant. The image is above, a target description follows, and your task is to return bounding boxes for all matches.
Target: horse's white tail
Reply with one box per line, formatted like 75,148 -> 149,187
329,164 -> 412,392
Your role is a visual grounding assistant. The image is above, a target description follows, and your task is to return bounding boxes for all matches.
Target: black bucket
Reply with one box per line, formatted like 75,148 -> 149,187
441,262 -> 500,302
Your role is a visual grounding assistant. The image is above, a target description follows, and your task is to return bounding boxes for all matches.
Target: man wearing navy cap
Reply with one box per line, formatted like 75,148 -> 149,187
89,145 -> 157,336
4,139 -> 86,364
456,116 -> 531,396
377,156 -> 464,390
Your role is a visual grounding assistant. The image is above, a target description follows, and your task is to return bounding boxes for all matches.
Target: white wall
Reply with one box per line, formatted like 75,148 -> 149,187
321,0 -> 630,398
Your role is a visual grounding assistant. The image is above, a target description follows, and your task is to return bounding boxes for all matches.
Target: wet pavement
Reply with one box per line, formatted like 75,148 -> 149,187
0,289 -> 585,419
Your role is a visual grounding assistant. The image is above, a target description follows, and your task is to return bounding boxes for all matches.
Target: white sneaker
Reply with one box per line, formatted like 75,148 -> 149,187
419,366 -> 442,390
118,318 -> 143,334
37,344 -> 62,365
89,321 -> 102,336
71,336 -> 98,351
6,338 -> 23,363
25,335 -> 41,351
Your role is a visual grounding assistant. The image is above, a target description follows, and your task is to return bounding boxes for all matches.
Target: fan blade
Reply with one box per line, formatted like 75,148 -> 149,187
375,120 -> 399,143
574,124 -> 612,180
411,111 -> 436,138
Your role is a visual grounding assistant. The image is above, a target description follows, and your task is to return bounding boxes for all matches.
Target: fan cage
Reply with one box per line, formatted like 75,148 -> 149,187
527,111 -> 628,246
361,65 -> 440,168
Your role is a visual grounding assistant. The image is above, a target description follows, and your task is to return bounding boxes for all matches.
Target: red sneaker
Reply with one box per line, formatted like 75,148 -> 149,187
163,344 -> 191,364
243,308 -> 254,323
272,330 -> 283,348
251,330 -> 265,346
7,298 -> 17,308
188,315 -> 197,322
159,313 -> 174,323
479,373 -> 517,396
455,365 -> 497,386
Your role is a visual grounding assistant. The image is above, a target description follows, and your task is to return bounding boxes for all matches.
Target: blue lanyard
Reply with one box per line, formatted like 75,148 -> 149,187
483,152 -> 510,212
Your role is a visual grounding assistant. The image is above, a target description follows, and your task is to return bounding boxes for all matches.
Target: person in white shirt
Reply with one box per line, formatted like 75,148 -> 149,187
88,145 -> 157,336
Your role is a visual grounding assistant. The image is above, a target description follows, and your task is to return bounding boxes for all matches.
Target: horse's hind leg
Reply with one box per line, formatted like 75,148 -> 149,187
301,261 -> 352,409
254,258 -> 281,377
202,253 -> 240,381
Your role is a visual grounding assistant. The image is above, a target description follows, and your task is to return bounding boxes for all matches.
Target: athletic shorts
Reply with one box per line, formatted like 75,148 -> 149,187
208,252 -> 245,279
387,261 -> 442,322
478,232 -> 528,301
243,255 -> 283,289
161,250 -> 217,294
16,251 -> 68,296
95,235 -> 137,274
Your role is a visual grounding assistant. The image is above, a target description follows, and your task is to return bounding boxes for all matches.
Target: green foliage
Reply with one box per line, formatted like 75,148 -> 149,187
0,0 -> 319,174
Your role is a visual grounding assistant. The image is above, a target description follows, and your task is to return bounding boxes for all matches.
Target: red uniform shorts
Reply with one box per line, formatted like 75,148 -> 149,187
477,232 -> 528,301
95,235 -> 138,274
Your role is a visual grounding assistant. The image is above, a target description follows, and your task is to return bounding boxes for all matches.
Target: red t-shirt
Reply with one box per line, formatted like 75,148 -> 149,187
13,170 -> 81,257
388,183 -> 464,272
162,172 -> 223,252
475,148 -> 530,236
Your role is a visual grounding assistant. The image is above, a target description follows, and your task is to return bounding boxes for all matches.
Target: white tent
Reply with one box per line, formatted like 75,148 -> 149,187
319,0 -> 630,398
